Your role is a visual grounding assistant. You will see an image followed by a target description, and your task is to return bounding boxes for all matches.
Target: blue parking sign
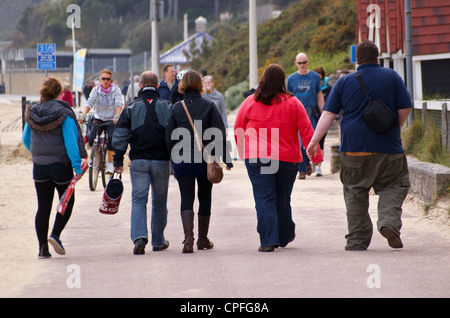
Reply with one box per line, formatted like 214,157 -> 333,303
37,43 -> 56,70
350,44 -> 356,64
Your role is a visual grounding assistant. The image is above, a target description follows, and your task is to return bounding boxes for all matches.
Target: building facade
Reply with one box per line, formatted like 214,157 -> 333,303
356,0 -> 450,99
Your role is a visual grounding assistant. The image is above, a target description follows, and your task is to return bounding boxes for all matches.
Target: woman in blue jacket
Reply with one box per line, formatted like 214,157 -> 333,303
22,77 -> 87,258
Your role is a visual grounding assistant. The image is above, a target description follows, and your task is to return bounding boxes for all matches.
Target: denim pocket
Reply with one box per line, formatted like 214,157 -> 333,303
33,164 -> 51,182
51,163 -> 73,185
130,159 -> 147,177
154,160 -> 170,179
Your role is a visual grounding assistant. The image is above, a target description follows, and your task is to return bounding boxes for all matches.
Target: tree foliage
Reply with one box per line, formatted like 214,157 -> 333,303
190,0 -> 356,93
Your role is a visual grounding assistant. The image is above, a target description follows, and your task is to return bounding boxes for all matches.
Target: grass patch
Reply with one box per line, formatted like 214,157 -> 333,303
402,112 -> 450,167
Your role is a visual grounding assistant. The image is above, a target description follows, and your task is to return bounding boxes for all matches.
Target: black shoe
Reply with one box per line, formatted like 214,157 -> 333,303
380,227 -> 403,248
279,233 -> 295,248
38,244 -> 52,259
153,240 -> 169,251
133,238 -> 146,255
48,234 -> 66,255
258,245 -> 276,252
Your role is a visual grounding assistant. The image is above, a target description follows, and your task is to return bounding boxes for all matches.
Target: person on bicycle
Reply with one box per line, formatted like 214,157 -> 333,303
79,69 -> 123,174
112,71 -> 172,255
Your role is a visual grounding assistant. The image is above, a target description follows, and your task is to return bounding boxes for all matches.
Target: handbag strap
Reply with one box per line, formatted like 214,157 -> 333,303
181,100 -> 205,153
355,71 -> 372,102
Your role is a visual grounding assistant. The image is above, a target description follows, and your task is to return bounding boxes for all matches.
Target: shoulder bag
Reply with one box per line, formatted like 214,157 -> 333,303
355,71 -> 397,134
181,100 -> 223,183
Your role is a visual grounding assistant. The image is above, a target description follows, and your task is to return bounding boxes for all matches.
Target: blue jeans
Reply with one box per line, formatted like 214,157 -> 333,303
129,159 -> 170,247
245,159 -> 299,247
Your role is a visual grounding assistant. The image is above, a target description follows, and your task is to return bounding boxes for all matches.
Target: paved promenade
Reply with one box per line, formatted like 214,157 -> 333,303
3,129 -> 449,300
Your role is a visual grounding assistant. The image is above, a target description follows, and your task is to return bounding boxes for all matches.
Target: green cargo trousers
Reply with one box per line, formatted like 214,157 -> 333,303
339,152 -> 410,250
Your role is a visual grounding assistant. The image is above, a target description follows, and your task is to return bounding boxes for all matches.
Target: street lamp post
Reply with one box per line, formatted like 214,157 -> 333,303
249,0 -> 258,89
151,0 -> 160,78
71,16 -> 79,107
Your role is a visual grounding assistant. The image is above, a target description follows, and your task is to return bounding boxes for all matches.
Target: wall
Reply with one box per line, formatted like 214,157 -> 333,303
2,71 -> 72,96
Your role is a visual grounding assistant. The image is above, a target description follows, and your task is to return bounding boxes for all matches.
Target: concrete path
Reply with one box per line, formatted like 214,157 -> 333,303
5,131 -> 450,299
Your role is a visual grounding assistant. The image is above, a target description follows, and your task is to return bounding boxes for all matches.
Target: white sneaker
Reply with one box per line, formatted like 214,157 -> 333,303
315,166 -> 322,177
106,162 -> 114,174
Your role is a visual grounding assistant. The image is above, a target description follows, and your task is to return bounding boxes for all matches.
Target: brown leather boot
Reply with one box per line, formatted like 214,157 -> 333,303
197,214 -> 214,250
181,210 -> 194,253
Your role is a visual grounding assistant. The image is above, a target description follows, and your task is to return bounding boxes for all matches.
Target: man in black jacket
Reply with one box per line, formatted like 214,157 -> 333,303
112,71 -> 172,255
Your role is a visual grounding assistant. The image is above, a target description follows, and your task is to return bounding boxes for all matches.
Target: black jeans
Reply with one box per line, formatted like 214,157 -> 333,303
176,175 -> 212,216
88,119 -> 115,151
33,163 -> 74,249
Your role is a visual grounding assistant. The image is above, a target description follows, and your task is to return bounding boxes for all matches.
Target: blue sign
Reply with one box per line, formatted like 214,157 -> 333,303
350,44 -> 356,64
37,43 -> 56,70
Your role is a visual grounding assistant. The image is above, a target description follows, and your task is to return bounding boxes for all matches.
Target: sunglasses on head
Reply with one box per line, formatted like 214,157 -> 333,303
101,77 -> 111,81
296,61 -> 308,65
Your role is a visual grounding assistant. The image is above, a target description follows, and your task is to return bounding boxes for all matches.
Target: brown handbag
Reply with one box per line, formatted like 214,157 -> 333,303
181,100 -> 224,183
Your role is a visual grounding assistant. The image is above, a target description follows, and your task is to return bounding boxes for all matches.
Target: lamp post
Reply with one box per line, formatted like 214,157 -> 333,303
151,0 -> 160,78
249,0 -> 258,89
71,16 -> 79,107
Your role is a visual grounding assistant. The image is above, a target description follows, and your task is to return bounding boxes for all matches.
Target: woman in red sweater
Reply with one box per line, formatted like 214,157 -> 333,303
234,64 -> 322,252
60,83 -> 74,107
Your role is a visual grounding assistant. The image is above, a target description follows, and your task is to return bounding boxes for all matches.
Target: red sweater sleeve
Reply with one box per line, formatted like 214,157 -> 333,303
234,96 -> 250,160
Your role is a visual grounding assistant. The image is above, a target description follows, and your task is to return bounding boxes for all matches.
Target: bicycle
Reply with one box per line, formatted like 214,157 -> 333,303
84,120 -> 114,191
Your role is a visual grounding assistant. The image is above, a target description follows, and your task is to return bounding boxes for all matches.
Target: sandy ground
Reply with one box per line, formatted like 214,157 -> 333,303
0,95 -> 449,298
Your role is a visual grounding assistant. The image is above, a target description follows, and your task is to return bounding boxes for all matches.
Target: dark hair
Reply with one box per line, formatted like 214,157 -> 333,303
163,64 -> 174,73
254,64 -> 292,105
356,40 -> 379,65
40,77 -> 62,103
315,66 -> 325,79
178,70 -> 203,94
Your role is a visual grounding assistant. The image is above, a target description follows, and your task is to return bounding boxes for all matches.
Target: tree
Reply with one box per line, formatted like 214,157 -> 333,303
78,0 -> 121,48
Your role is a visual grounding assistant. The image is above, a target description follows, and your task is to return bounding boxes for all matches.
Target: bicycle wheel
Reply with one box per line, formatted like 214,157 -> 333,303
89,143 -> 100,191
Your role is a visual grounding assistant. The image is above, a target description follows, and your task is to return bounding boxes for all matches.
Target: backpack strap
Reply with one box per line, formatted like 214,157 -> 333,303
355,71 -> 372,102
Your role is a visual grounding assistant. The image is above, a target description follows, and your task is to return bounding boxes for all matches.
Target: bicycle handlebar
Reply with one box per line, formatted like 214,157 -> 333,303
83,120 -> 115,127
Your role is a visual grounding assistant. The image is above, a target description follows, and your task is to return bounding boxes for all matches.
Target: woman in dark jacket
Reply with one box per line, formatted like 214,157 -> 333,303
22,77 -> 87,258
166,70 -> 233,253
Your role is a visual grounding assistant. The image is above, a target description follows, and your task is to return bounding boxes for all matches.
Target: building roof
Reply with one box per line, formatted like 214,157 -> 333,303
160,32 -> 212,65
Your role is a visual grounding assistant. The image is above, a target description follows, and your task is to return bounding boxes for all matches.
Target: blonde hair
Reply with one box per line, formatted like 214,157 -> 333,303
100,69 -> 113,81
